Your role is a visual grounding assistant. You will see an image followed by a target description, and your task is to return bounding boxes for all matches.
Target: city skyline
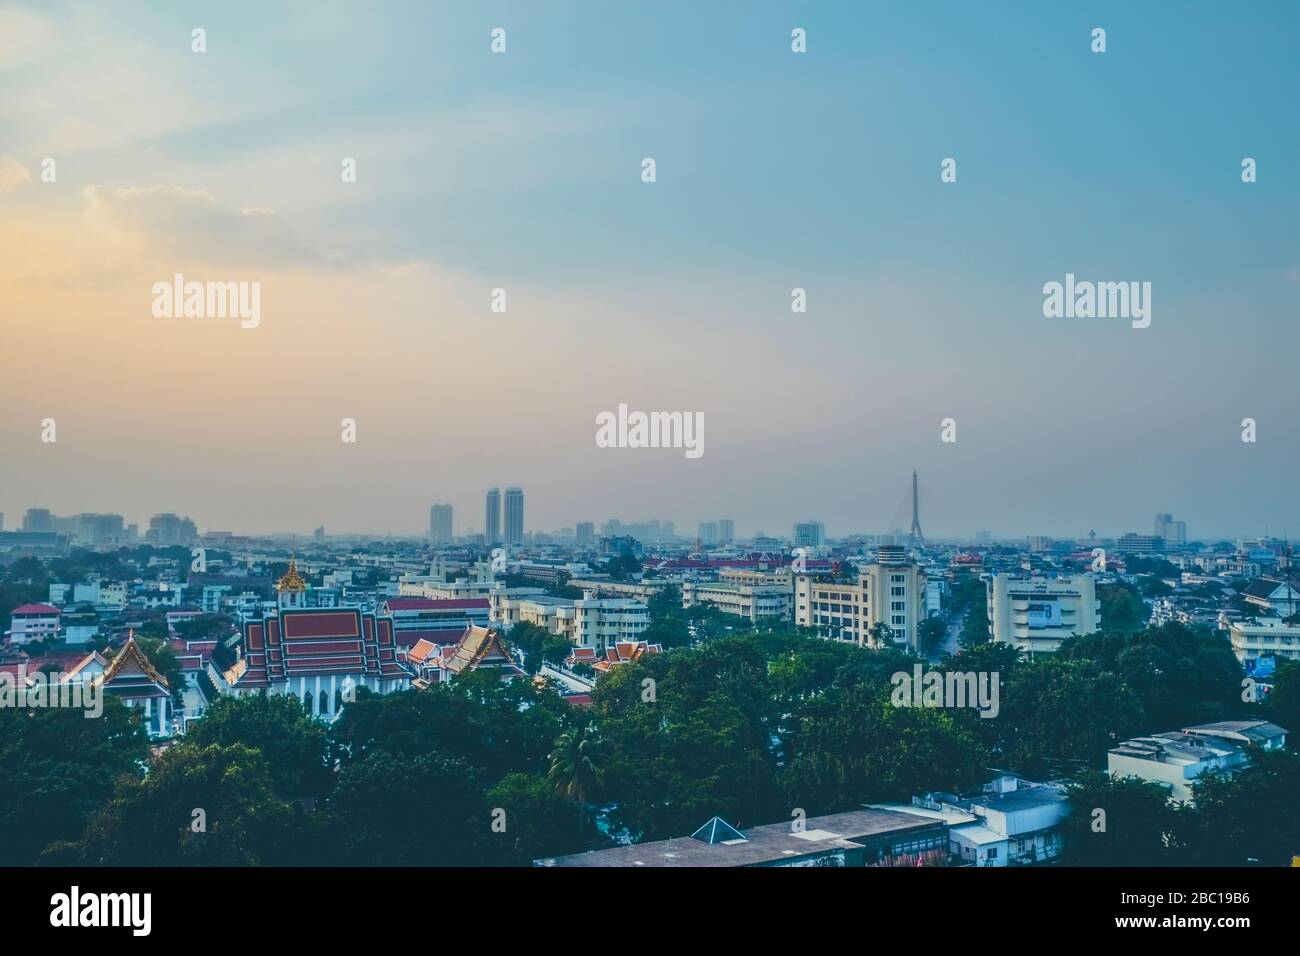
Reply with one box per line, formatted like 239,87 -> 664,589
2,2 -> 1297,542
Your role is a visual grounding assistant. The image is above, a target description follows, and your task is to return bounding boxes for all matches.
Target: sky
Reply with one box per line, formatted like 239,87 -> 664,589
1,1 -> 1297,541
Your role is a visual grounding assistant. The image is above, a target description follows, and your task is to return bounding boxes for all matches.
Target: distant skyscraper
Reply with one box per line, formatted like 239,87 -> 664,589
429,503 -> 453,543
485,488 -> 501,545
1154,513 -> 1187,547
504,487 -> 524,545
909,470 -> 923,545
576,521 -> 595,546
793,522 -> 825,548
718,519 -> 735,544
698,522 -> 720,546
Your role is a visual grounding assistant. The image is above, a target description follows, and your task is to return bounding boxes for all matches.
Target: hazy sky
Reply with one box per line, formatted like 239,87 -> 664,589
2,1 -> 1297,540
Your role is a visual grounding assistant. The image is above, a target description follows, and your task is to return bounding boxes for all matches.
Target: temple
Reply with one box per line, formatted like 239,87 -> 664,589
98,635 -> 175,736
217,558 -> 412,718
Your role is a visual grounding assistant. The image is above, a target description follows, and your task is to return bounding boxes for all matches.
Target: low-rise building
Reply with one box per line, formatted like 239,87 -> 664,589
1227,617 -> 1300,667
536,808 -> 948,868
5,603 -> 62,644
681,580 -> 792,624
1107,720 -> 1288,804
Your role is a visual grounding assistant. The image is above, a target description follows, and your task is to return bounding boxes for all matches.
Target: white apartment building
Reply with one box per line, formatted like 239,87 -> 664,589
1227,617 -> 1300,666
794,550 -> 927,652
491,591 -> 649,655
681,580 -> 792,624
986,574 -> 1100,654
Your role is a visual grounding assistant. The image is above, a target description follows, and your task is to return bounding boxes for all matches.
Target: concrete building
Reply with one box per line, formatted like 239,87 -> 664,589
794,547 -> 927,652
536,808 -> 949,868
1154,513 -> 1187,548
485,487 -> 501,545
429,503 -> 453,544
5,603 -> 62,644
504,487 -> 524,546
986,574 -> 1100,654
491,590 -> 649,656
718,519 -> 735,544
575,522 -> 595,546
697,522 -> 720,546
1241,578 -> 1300,616
873,774 -> 1070,867
1108,720 -> 1288,804
681,580 -> 792,624
792,521 -> 826,548
1227,617 -> 1300,667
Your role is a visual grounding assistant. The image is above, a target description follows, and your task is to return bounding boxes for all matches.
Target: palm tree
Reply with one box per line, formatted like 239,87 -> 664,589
548,726 -> 608,840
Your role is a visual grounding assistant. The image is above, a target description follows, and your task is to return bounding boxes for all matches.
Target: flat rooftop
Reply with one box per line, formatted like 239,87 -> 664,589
535,808 -> 939,868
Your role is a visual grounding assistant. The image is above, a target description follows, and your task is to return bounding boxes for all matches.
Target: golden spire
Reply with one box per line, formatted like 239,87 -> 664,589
276,555 -> 307,592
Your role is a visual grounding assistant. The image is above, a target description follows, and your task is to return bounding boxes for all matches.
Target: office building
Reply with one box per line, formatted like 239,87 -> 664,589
429,503 -> 453,544
485,488 -> 501,545
1154,513 -> 1187,548
986,574 -> 1100,654
504,487 -> 524,545
793,521 -> 826,548
794,546 -> 927,651
575,521 -> 595,546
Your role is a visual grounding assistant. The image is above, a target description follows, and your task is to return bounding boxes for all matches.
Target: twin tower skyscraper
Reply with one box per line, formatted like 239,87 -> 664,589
428,486 -> 523,545
485,486 -> 524,547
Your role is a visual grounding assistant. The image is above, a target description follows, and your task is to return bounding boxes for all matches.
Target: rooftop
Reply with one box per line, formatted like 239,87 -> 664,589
536,808 -> 938,868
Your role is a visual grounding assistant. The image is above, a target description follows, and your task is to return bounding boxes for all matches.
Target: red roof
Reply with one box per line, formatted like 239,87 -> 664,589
10,603 -> 60,615
384,598 -> 490,611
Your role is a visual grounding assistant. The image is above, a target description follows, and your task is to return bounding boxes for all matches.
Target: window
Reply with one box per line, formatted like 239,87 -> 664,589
987,847 -> 998,860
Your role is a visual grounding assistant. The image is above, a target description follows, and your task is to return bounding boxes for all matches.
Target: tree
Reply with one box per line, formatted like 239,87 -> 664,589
918,617 -> 946,655
485,773 -> 586,864
1060,771 -> 1177,866
185,694 -> 331,800
1265,660 -> 1300,735
320,749 -> 487,865
548,726 -> 609,838
0,698 -> 149,865
1177,749 -> 1300,866
74,742 -> 298,866
1097,584 -> 1145,635
995,658 -> 1146,777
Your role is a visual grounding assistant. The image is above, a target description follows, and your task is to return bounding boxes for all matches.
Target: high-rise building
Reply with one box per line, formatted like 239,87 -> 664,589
485,488 -> 502,545
698,522 -> 720,546
23,508 -> 53,532
1154,513 -> 1187,548
575,522 -> 595,546
146,513 -> 198,546
504,487 -> 524,546
429,503 -> 453,543
792,521 -> 826,548
718,519 -> 735,544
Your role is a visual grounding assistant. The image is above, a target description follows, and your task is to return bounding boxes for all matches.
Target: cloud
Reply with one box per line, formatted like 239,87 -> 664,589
0,156 -> 32,192
82,184 -> 326,268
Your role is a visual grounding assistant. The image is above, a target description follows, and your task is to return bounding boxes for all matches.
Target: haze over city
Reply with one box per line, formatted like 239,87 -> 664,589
2,1 -> 1297,538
